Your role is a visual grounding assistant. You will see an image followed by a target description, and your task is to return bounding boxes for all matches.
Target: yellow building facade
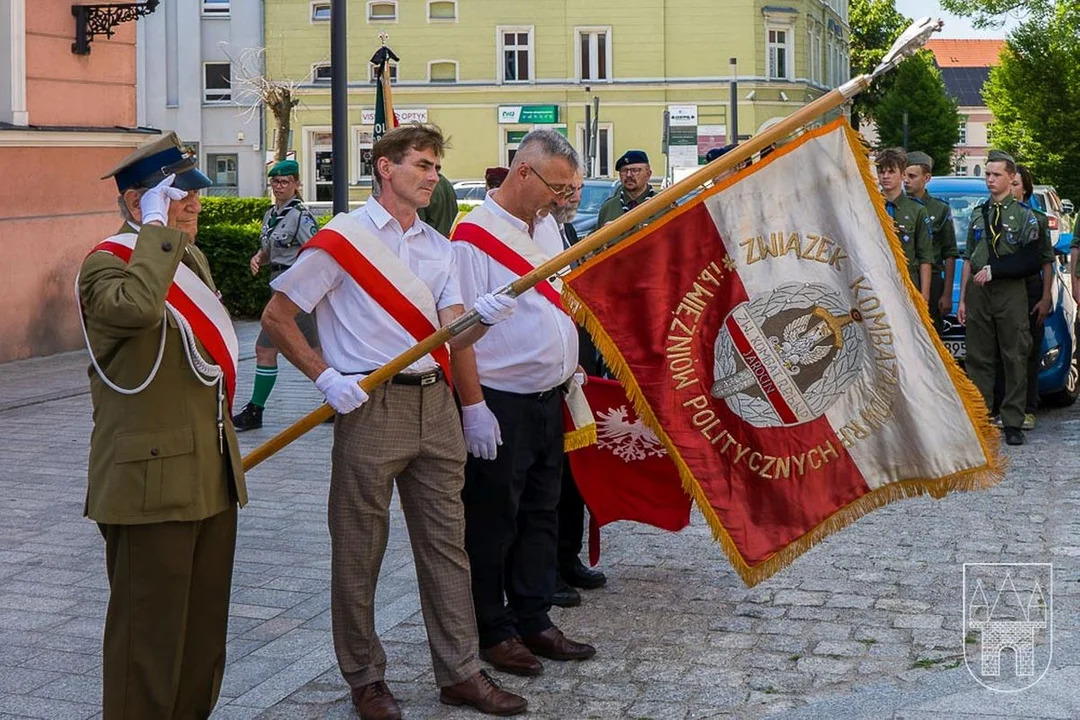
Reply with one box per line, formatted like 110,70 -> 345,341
265,0 -> 850,203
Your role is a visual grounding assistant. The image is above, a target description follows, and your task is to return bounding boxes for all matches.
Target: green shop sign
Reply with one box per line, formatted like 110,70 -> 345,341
498,104 -> 560,124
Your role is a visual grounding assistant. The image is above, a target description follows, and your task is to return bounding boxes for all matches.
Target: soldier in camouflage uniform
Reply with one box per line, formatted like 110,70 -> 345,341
232,160 -> 320,431
958,150 -> 1043,446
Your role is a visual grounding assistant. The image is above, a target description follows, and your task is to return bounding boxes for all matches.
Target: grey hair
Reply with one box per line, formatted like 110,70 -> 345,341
117,190 -> 146,224
512,129 -> 580,170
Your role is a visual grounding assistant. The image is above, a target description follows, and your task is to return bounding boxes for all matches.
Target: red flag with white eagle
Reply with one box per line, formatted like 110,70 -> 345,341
562,118 -> 1004,586
565,378 -> 691,562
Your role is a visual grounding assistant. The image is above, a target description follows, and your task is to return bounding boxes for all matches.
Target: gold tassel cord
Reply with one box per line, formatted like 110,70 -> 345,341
561,120 -> 1005,587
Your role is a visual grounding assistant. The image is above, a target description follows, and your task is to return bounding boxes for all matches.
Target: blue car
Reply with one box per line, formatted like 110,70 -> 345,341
926,176 -> 1079,407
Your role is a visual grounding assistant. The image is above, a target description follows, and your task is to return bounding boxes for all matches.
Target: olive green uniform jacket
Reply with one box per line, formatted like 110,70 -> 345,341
78,222 -> 247,525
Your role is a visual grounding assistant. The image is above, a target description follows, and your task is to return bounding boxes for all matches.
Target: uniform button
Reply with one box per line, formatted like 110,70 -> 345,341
149,447 -> 159,456
162,241 -> 173,252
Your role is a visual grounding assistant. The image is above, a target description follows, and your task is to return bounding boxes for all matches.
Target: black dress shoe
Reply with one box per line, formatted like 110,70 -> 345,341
232,402 -> 263,431
552,577 -> 581,608
1004,427 -> 1025,446
562,558 -> 606,590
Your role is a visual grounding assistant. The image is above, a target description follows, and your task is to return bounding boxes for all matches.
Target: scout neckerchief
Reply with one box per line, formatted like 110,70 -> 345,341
451,203 -> 596,450
620,186 -> 655,214
982,199 -> 1007,257
300,213 -> 452,385
263,197 -> 310,246
77,232 -> 240,452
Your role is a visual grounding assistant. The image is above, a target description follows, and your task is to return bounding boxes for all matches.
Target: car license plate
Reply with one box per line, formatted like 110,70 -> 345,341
943,340 -> 965,359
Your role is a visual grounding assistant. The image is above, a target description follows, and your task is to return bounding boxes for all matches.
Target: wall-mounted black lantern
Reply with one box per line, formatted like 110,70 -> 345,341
72,0 -> 160,55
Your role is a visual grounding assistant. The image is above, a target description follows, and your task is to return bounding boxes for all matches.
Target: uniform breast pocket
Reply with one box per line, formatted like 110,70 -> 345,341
114,427 -> 195,513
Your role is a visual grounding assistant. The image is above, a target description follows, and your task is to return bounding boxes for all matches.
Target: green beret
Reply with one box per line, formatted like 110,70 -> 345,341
268,160 -> 300,177
987,149 -> 1015,165
906,151 -> 933,170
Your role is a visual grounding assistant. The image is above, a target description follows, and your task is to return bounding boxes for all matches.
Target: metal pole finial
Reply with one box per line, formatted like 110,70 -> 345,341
873,17 -> 943,78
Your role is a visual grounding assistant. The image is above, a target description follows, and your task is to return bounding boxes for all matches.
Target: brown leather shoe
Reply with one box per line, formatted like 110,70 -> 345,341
480,636 -> 543,676
522,626 -> 596,661
350,681 -> 401,720
440,670 -> 527,716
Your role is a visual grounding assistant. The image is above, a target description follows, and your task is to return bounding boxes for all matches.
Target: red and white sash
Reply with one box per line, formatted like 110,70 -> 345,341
83,233 -> 239,406
451,206 -> 595,450
301,213 -> 452,383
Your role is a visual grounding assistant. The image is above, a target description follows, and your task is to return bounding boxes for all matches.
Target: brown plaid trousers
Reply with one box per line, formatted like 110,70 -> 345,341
329,380 -> 480,689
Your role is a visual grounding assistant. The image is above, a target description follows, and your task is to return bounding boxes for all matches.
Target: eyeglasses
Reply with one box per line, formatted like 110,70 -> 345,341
269,177 -> 296,187
527,165 -> 575,200
619,166 -> 648,176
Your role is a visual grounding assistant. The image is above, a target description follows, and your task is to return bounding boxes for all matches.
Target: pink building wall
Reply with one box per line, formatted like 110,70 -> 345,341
0,3 -> 143,362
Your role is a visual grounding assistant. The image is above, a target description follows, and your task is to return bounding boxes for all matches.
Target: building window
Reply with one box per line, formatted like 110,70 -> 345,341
429,60 -> 458,83
368,1 -> 397,22
577,123 -> 612,177
355,129 -> 375,183
202,0 -> 229,16
206,154 -> 238,196
808,22 -> 823,85
577,28 -> 611,82
368,62 -> 398,84
313,63 -> 332,83
311,2 -> 330,21
986,123 -> 994,144
767,25 -> 793,81
958,119 -> 968,145
203,63 -> 231,103
955,162 -> 968,176
428,0 -> 456,20
499,27 -> 533,83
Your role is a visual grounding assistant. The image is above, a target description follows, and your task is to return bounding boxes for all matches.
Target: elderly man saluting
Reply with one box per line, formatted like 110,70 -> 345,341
262,124 -> 526,719
78,132 -> 247,719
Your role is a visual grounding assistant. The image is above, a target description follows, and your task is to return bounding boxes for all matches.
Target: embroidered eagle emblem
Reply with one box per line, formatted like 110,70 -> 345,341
596,406 -> 667,462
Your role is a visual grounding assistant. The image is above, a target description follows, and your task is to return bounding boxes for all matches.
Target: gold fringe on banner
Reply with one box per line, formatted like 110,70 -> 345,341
562,117 -> 1005,587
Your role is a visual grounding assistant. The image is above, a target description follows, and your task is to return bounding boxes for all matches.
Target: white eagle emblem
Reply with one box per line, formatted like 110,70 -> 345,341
596,405 -> 667,462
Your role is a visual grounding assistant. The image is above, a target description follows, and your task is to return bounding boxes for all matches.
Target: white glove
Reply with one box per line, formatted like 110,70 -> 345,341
474,292 -> 517,326
462,401 -> 502,460
139,174 -> 188,226
315,368 -> 369,414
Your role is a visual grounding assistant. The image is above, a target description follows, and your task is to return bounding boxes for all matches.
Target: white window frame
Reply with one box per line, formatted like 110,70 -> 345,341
497,26 -> 534,84
312,62 -> 332,83
351,126 -> 376,185
766,21 -> 794,81
955,163 -> 969,176
958,118 -> 968,146
205,153 -> 238,196
367,61 -> 398,84
201,0 -> 229,17
427,59 -> 458,83
426,0 -> 457,22
576,122 -> 613,178
808,21 -> 823,86
202,62 -> 231,104
367,0 -> 398,23
575,27 -> 612,83
310,2 -> 330,22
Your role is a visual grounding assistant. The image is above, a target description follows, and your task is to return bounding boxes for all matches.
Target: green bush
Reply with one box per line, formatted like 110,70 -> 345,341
199,197 -> 272,226
197,221 -> 269,318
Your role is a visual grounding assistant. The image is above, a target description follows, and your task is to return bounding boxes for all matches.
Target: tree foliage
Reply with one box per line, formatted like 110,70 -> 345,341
982,8 -> 1080,201
848,0 -> 910,129
874,51 -> 961,172
940,0 -> 1057,28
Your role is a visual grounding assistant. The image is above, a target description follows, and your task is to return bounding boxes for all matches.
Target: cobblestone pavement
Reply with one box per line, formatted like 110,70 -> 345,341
1,320 -> 1078,719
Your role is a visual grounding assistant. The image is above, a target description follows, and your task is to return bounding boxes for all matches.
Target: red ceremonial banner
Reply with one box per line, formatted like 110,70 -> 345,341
565,378 -> 691,554
562,119 -> 1002,585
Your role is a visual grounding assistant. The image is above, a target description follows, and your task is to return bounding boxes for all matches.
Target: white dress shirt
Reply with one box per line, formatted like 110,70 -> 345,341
271,198 -> 461,374
454,193 -> 578,393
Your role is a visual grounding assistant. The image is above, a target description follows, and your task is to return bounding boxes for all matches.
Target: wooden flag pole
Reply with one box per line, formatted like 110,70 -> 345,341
242,18 -> 943,471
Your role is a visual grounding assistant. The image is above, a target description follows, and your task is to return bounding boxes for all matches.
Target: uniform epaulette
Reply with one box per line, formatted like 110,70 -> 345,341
908,195 -> 926,206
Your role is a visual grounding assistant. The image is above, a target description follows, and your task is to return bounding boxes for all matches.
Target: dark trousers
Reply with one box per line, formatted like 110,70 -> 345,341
463,386 -> 564,649
557,457 -> 586,569
100,507 -> 237,720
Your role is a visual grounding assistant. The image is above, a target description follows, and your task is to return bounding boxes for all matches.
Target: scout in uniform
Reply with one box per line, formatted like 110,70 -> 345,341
78,133 -> 247,719
1009,163 -> 1055,430
876,148 -> 933,305
904,151 -> 959,334
596,149 -> 656,228
232,159 -> 320,431
958,150 -> 1044,446
262,124 -> 526,719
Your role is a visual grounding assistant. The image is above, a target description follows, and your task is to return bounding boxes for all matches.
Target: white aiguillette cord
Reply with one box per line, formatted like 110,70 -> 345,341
75,275 -> 227,454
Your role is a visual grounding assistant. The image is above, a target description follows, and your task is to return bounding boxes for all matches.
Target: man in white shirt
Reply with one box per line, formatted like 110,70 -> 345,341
262,125 -> 527,720
451,130 -> 597,678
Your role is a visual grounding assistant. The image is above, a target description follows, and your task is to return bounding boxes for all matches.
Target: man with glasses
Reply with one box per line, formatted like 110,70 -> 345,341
596,149 -> 655,229
232,160 -> 320,431
451,129 -> 597,679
